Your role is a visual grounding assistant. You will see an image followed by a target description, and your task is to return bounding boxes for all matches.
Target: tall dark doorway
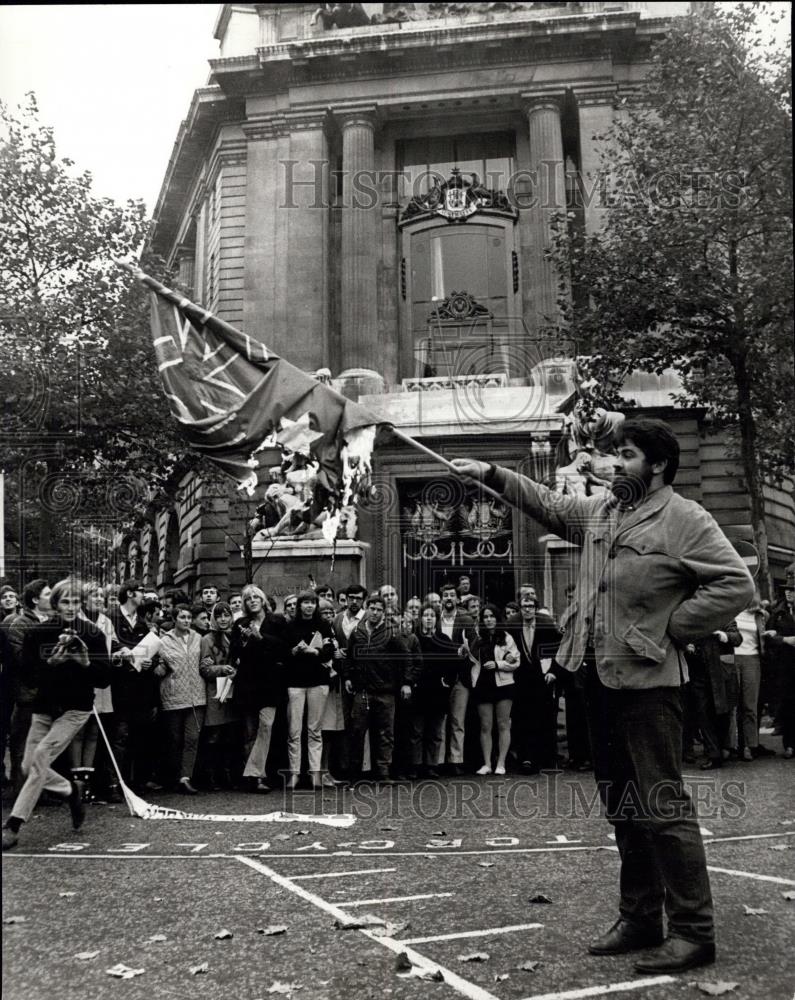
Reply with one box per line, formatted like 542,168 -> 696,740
398,479 -> 514,608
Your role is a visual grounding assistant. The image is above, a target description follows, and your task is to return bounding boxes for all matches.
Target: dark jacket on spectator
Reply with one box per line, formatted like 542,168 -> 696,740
283,615 -> 335,688
343,621 -> 419,694
4,607 -> 45,703
684,621 -> 742,714
21,617 -> 111,715
230,613 -> 287,709
416,629 -> 459,711
109,607 -> 159,713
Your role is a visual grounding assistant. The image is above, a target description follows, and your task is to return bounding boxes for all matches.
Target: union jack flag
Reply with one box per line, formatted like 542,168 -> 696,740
134,268 -> 378,498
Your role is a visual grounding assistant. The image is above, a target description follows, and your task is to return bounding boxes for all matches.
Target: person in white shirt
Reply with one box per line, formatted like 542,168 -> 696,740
734,596 -> 766,761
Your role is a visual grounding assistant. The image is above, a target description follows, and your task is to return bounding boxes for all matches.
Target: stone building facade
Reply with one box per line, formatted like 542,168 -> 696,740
120,1 -> 793,611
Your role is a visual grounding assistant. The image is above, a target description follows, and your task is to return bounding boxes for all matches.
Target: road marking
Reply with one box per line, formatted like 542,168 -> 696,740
339,892 -> 454,907
288,867 -> 397,881
706,865 -> 795,886
705,831 -> 795,845
518,976 -> 676,1000
400,923 -> 544,945
236,855 -> 503,1000
2,853 -> 230,861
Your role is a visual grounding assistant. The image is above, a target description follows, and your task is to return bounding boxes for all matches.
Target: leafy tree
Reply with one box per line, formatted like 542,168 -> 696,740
0,93 -> 197,582
552,2 -> 793,598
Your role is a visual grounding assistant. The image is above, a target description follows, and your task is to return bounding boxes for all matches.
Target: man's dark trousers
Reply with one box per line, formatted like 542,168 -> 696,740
348,691 -> 395,778
584,660 -> 714,944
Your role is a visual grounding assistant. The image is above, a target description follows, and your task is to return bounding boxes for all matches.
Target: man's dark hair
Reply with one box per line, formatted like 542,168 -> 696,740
315,582 -> 335,597
366,593 -> 385,608
173,603 -> 192,617
346,583 -> 367,597
118,579 -> 144,605
141,599 -> 162,619
164,588 -> 189,605
439,580 -> 458,595
615,418 -> 680,485
22,578 -> 49,610
191,603 -> 208,618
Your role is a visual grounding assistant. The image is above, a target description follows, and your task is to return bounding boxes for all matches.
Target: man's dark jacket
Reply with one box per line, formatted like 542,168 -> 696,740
343,621 -> 420,694
21,617 -> 111,715
109,608 -> 159,713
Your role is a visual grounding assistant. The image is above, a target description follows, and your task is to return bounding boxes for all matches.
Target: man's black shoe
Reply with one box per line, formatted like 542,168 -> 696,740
449,764 -> 466,777
633,937 -> 715,973
700,758 -> 722,770
587,918 -> 664,956
68,780 -> 86,830
753,745 -> 775,758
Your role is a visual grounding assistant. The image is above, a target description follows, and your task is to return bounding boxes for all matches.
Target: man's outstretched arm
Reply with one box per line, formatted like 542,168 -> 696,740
451,459 -> 597,542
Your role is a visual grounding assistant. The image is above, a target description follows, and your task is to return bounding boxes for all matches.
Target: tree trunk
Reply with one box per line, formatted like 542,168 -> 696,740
734,353 -> 772,600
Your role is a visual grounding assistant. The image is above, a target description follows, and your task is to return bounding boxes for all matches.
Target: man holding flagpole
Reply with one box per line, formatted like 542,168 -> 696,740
451,418 -> 754,974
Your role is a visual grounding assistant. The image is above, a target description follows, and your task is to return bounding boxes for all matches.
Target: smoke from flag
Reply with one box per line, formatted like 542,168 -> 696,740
130,267 -> 379,503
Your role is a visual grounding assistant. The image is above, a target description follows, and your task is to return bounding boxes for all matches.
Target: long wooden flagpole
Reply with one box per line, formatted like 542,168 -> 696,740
387,424 -> 515,508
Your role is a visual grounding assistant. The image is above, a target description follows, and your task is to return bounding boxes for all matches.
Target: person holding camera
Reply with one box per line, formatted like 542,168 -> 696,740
2,578 -> 111,851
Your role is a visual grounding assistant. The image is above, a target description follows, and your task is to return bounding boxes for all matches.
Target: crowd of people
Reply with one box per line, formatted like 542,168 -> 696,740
0,570 -> 793,849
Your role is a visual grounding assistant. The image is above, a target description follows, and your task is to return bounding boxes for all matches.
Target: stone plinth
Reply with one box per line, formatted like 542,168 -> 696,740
250,538 -> 370,598
334,368 -> 386,401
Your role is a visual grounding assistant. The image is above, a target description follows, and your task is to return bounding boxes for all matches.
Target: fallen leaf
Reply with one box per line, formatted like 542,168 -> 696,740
694,982 -> 739,996
106,964 -> 145,979
431,830 -> 446,836
742,905 -> 767,915
334,913 -> 386,930
266,983 -> 303,995
146,934 -> 168,944
59,892 -> 77,898
477,862 -> 495,868
528,894 -> 553,904
458,952 -> 490,963
517,960 -> 540,972
153,897 -> 163,902
274,834 -> 291,842
372,920 -> 410,938
420,969 -> 444,982
214,928 -> 234,939
395,952 -> 412,972
189,962 -> 209,975
494,973 -> 510,982
380,825 -> 397,832
426,839 -> 458,848
296,830 -> 310,836
75,951 -> 100,961
3,916 -> 27,925
257,925 -> 288,936
769,844 -> 790,851
782,890 -> 795,901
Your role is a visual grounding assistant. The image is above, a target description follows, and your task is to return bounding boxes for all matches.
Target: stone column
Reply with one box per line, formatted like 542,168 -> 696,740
241,113 -> 290,355
285,110 -> 330,372
523,95 -> 566,333
576,87 -> 617,236
336,106 -> 384,396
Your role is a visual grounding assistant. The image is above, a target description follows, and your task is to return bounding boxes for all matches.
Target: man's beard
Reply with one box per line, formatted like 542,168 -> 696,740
610,466 -> 654,507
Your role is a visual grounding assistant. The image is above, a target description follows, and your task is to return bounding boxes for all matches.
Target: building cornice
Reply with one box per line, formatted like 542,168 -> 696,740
208,8 -> 668,89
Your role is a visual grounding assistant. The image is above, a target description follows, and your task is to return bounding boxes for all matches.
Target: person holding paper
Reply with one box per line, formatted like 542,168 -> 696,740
469,604 -> 520,776
284,590 -> 335,789
199,602 -> 240,790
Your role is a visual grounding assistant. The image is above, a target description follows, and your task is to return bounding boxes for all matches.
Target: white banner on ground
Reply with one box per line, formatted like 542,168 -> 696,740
93,708 -> 356,828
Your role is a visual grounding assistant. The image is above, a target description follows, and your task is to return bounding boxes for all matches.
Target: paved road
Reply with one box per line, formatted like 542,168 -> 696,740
3,758 -> 794,1000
